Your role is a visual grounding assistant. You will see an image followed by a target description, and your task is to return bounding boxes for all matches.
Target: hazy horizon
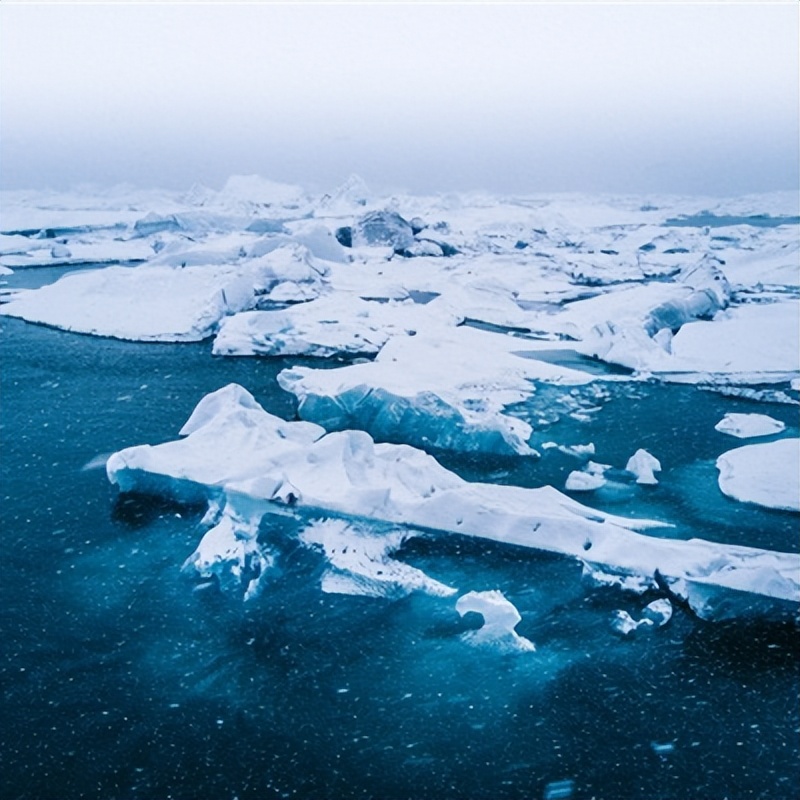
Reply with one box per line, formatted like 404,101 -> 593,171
2,2 -> 798,197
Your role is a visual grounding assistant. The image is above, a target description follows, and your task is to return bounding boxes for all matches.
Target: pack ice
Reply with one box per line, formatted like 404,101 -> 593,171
106,385 -> 800,622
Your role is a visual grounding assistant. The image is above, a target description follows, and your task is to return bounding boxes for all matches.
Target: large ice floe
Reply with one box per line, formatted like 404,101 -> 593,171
106,384 -> 800,622
716,438 -> 800,513
1,245 -> 327,341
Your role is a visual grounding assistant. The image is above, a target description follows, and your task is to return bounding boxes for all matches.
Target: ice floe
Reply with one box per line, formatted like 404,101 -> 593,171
299,518 -> 455,599
714,413 -> 787,439
1,244 -> 327,341
106,384 -> 800,621
716,438 -> 800,512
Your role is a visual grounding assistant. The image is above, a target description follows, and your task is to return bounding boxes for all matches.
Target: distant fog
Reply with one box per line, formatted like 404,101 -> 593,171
2,2 -> 797,196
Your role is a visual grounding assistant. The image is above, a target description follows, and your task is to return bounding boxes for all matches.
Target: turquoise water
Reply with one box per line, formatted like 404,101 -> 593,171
664,213 -> 800,228
1,313 -> 798,800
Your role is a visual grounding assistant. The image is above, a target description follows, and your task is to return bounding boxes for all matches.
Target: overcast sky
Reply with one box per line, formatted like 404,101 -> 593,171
1,2 -> 798,196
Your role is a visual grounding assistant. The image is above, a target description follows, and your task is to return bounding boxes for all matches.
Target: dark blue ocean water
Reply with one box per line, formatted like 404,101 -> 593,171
1,301 -> 798,799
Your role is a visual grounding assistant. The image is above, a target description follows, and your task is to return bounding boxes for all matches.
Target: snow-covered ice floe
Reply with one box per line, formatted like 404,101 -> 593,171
0,245 -> 327,341
716,438 -> 800,512
106,384 -> 800,622
714,412 -> 787,439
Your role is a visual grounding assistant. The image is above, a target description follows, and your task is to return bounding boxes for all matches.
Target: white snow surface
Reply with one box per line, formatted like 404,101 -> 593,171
299,518 -> 455,599
714,413 -> 786,439
716,438 -> 800,512
1,245 -> 327,341
626,449 -> 662,485
105,384 -> 800,621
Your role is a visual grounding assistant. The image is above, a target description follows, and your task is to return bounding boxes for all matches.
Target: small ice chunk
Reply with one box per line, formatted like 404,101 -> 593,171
611,598 -> 672,635
565,470 -> 606,492
714,413 -> 786,439
642,598 -> 673,626
611,609 -> 645,635
626,449 -> 661,485
455,590 -> 535,652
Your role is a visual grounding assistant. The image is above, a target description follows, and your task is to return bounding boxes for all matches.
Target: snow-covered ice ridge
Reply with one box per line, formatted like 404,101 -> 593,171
107,384 -> 800,623
3,175 -> 798,456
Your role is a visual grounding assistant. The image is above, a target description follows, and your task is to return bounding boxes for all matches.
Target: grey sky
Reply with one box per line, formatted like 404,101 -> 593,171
1,2 -> 798,196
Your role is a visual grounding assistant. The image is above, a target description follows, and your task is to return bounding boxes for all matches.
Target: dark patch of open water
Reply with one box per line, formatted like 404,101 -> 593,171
1,310 -> 798,800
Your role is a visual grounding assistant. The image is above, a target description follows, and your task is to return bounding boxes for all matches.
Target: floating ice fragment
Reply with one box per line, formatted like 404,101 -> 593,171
625,449 -> 661,485
455,590 -> 535,653
716,438 -> 800,512
565,470 -> 606,492
714,413 -> 786,439
611,598 -> 673,635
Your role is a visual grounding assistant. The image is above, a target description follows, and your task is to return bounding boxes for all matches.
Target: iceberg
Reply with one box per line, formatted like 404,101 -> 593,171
716,438 -> 800,512
277,322 -> 599,456
349,210 -> 416,252
455,591 -> 535,652
106,384 -> 800,621
714,413 -> 786,439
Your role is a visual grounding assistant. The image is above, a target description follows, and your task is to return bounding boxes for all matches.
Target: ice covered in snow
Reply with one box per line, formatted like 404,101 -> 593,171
213,294 -> 436,358
299,518 -> 455,599
625,449 -> 662,485
455,591 -> 535,652
716,438 -> 800,512
277,322 -> 600,456
106,384 -> 800,621
0,244 -> 327,341
565,462 -> 610,491
714,413 -> 786,439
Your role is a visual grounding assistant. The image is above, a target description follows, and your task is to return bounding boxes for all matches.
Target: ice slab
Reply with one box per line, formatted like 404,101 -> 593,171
278,323 -> 598,456
717,438 -> 800,512
0,245 -> 326,341
611,598 -> 673,635
714,413 -> 786,439
213,295 -> 439,358
106,384 -> 800,621
456,590 -> 535,652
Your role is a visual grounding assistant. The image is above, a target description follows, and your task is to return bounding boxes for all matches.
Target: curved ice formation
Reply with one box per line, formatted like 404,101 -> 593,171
716,438 -> 800,512
714,413 -> 786,439
455,591 -> 535,652
106,384 -> 800,621
611,598 -> 673,636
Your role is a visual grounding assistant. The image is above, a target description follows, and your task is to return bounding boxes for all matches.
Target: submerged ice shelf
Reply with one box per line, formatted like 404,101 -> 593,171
107,384 -> 800,622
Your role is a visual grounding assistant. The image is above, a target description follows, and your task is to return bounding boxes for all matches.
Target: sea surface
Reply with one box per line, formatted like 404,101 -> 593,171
1,269 -> 798,800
